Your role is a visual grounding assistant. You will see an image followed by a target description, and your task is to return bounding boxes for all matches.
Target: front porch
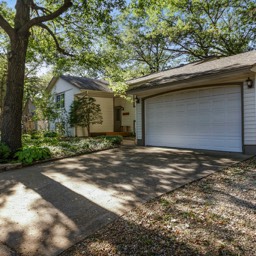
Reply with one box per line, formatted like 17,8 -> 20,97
75,92 -> 136,137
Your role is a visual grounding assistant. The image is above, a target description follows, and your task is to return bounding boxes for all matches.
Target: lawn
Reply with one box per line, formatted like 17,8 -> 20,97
61,157 -> 256,256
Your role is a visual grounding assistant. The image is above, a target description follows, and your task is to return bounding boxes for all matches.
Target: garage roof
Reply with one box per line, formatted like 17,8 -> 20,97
128,50 -> 256,94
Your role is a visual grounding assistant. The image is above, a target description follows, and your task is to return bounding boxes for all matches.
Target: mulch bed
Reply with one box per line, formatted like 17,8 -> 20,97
61,157 -> 256,256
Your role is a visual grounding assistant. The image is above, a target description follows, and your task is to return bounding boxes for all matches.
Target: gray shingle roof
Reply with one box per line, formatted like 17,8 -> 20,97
61,75 -> 112,92
128,50 -> 256,93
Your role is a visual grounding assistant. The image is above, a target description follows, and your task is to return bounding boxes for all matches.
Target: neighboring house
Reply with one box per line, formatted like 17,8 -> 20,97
22,99 -> 46,132
47,75 -> 135,136
128,50 -> 256,154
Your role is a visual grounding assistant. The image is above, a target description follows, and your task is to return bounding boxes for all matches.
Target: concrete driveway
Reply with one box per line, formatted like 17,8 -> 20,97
0,146 -> 248,255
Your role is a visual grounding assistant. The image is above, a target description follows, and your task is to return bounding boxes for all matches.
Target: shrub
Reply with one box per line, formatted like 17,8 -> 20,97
41,137 -> 59,145
15,146 -> 51,164
58,141 -> 71,148
31,131 -> 43,140
80,140 -> 90,149
44,131 -> 58,138
23,137 -> 58,147
22,134 -> 31,141
98,135 -> 123,145
58,141 -> 78,151
0,142 -> 11,161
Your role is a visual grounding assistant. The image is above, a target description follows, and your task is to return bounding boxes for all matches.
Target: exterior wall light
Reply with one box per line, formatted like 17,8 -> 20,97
135,96 -> 140,104
246,77 -> 253,88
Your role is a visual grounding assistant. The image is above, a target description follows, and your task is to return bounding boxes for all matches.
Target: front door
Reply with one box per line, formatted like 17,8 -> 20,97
114,106 -> 122,132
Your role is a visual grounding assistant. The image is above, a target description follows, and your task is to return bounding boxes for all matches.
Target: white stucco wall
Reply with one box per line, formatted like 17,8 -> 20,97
49,78 -> 80,136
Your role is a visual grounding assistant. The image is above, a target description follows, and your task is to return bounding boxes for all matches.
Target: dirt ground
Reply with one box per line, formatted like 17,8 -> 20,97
61,156 -> 256,256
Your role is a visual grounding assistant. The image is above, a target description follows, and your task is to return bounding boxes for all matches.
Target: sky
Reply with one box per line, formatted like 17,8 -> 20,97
4,0 -> 15,8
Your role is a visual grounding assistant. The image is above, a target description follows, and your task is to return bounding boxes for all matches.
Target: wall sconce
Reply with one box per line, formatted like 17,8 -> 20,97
135,96 -> 140,104
246,77 -> 253,88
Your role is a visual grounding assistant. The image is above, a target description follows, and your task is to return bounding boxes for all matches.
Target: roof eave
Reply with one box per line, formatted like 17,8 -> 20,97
46,76 -> 59,92
128,66 -> 254,97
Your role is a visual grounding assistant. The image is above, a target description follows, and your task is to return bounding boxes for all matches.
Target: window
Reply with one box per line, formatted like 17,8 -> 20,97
56,93 -> 65,108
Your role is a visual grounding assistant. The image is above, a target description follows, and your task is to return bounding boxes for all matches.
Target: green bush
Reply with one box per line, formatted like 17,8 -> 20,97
23,137 -> 58,147
41,137 -> 59,145
58,141 -> 77,150
58,141 -> 70,148
0,142 -> 11,161
15,146 -> 51,164
31,131 -> 43,140
22,134 -> 31,141
44,131 -> 58,138
98,135 -> 123,145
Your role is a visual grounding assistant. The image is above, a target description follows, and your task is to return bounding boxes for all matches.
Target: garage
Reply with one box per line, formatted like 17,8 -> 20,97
129,51 -> 256,154
145,85 -> 242,152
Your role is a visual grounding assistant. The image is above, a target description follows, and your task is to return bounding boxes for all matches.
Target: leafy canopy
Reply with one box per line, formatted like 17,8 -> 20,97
98,0 -> 256,83
131,0 -> 256,60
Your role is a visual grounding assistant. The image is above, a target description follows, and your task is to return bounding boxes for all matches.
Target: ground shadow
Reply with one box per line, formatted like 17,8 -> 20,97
60,157 -> 255,256
0,145 -> 248,255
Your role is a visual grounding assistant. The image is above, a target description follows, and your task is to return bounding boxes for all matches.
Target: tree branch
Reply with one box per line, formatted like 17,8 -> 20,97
19,0 -> 72,33
30,0 -> 52,15
36,23 -> 75,57
25,61 -> 42,78
0,14 -> 14,38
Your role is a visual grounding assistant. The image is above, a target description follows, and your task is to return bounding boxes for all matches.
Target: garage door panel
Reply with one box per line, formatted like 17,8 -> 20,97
145,86 -> 242,152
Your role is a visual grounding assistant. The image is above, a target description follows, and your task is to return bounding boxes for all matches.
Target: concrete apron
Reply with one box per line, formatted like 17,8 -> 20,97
0,146 -> 249,256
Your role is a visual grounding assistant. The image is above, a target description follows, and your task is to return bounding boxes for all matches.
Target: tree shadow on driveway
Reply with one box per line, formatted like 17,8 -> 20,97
0,146 -> 248,255
0,173 -> 117,255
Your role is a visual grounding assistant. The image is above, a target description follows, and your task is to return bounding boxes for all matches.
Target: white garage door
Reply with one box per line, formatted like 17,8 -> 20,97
145,85 -> 242,152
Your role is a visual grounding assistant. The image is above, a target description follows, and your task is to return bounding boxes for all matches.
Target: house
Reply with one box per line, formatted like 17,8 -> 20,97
47,75 -> 135,136
128,50 -> 256,154
22,99 -> 46,132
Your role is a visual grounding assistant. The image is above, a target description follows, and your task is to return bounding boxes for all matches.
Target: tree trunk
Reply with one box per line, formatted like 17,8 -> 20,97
1,34 -> 29,152
0,0 -> 72,153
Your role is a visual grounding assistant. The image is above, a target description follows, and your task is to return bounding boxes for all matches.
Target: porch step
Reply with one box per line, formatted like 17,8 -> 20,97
91,132 -> 132,137
106,132 -> 132,137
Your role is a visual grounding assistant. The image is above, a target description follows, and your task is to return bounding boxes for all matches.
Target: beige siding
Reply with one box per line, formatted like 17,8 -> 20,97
76,97 -> 114,136
37,121 -> 47,130
244,75 -> 256,145
136,101 -> 142,139
114,97 -> 135,132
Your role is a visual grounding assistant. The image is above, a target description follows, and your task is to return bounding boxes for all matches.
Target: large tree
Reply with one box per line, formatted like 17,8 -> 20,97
115,9 -> 175,74
132,0 -> 256,60
93,0 -> 256,85
0,0 -> 124,152
0,54 -> 7,115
